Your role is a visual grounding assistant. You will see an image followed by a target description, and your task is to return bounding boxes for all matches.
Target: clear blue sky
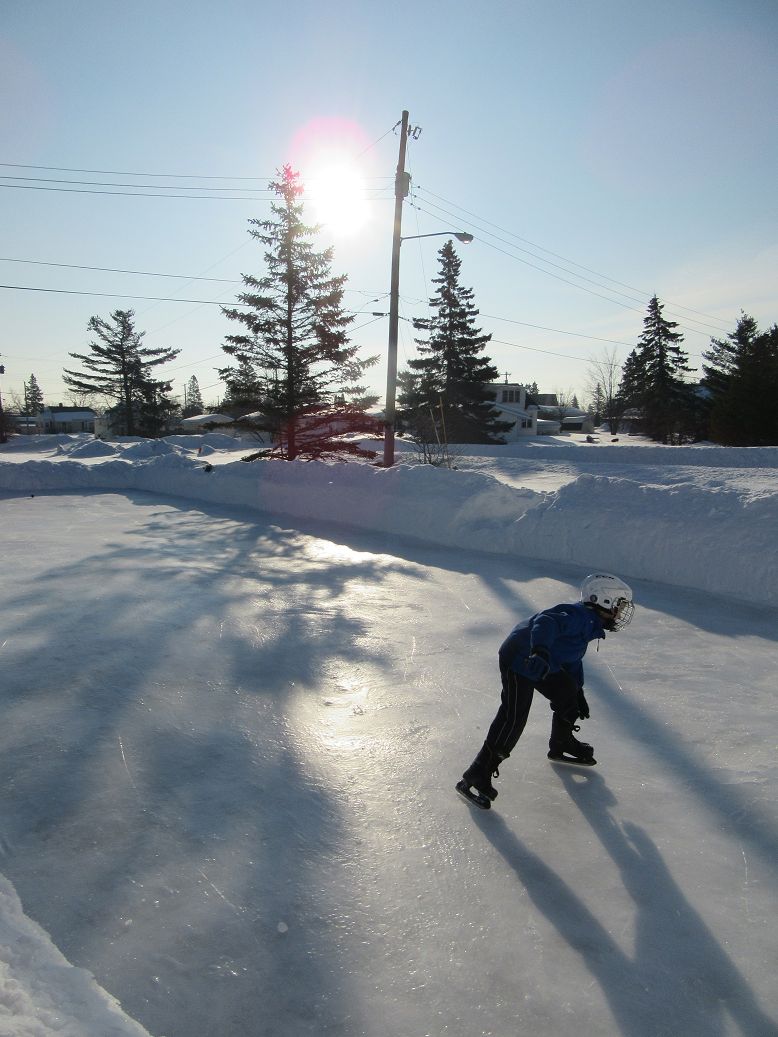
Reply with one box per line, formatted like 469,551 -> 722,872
1,0 -> 777,409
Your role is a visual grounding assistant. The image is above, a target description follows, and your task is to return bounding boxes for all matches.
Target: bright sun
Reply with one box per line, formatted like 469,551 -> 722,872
308,156 -> 370,238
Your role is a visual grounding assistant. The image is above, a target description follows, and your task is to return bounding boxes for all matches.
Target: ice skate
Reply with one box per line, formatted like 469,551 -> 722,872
456,744 -> 502,809
548,711 -> 596,766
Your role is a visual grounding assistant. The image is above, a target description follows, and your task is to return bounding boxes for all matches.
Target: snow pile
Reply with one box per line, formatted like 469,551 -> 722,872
119,440 -> 179,459
0,875 -> 151,1037
68,440 -> 119,459
1,452 -> 776,606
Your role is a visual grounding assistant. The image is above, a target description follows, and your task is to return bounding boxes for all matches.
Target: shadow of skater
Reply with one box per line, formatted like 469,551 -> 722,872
471,771 -> 778,1037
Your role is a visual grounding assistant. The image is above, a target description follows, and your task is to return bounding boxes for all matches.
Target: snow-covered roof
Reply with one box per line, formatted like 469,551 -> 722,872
40,407 -> 96,419
180,413 -> 233,426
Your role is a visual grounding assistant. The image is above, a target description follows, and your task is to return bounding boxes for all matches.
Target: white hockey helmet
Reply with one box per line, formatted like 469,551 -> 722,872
580,573 -> 634,631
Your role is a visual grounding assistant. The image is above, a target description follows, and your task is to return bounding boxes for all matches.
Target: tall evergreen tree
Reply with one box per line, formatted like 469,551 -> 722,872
618,295 -> 693,443
182,375 -> 204,417
398,240 -> 511,443
63,309 -> 179,437
24,374 -> 44,417
220,165 -> 377,460
706,317 -> 778,445
702,313 -> 759,401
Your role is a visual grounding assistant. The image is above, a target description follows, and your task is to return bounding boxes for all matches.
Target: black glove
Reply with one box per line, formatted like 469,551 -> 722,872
525,648 -> 550,682
577,688 -> 590,720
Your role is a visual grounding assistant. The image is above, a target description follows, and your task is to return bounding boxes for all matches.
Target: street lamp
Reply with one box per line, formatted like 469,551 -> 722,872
382,116 -> 474,467
401,231 -> 473,245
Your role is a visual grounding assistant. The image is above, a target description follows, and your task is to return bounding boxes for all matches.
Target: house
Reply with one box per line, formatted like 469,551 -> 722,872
488,381 -> 538,438
38,405 -> 95,434
561,414 -> 595,433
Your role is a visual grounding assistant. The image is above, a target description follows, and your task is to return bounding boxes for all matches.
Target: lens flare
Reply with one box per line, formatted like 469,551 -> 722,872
288,118 -> 374,238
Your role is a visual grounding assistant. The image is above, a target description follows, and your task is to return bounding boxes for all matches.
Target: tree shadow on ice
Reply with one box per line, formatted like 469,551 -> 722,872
472,770 -> 778,1037
0,490 -> 424,1037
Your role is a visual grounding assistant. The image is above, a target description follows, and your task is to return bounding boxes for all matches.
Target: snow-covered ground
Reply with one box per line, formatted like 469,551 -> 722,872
1,435 -> 777,1037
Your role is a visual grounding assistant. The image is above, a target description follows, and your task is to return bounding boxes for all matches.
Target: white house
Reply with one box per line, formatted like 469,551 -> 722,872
38,405 -> 95,434
488,382 -> 538,438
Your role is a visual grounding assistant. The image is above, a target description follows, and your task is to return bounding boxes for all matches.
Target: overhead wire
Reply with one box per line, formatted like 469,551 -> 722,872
0,283 -> 383,321
415,184 -> 736,331
0,256 -> 240,283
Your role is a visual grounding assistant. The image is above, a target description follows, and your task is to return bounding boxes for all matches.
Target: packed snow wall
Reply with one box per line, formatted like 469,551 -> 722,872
1,455 -> 776,607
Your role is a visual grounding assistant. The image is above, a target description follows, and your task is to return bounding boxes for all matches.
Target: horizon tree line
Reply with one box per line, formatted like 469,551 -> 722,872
31,162 -> 778,451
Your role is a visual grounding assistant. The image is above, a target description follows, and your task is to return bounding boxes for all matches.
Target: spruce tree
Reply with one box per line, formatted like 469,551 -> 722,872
183,375 -> 204,417
619,295 -> 692,443
399,240 -> 511,443
702,313 -> 759,401
24,374 -> 44,418
707,318 -> 778,445
218,358 -> 263,411
63,309 -> 179,437
220,165 -> 377,460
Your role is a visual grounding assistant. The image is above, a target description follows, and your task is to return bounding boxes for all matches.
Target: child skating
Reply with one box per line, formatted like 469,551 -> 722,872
457,573 -> 635,809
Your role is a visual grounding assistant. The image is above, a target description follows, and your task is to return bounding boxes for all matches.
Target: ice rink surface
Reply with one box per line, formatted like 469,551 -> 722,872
1,487 -> 776,1037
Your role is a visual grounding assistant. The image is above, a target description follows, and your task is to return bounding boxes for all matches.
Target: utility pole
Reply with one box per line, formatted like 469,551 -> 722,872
383,110 -> 410,467
0,355 -> 6,444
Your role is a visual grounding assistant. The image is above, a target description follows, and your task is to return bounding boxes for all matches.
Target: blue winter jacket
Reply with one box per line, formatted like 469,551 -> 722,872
498,602 -> 605,689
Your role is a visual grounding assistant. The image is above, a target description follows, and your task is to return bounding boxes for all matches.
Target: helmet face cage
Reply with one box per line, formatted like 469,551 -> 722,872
611,597 -> 635,631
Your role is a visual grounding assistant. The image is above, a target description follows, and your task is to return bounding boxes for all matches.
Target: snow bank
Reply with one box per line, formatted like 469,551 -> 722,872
0,874 -> 150,1037
452,438 -> 778,468
2,452 -> 776,607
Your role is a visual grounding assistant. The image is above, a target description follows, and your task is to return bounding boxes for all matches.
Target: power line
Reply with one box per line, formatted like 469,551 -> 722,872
491,336 -> 703,365
491,337 -> 592,364
415,185 -> 736,331
0,282 -> 384,320
0,257 -> 240,283
0,162 -> 275,180
0,183 -> 282,201
415,204 -> 723,341
0,181 -> 395,202
479,313 -> 637,348
0,161 -> 394,182
1,175 -> 275,192
0,284 -> 252,305
2,174 -> 392,191
412,194 -> 651,310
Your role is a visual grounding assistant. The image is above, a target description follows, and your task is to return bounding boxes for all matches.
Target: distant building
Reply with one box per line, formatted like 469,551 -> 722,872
561,414 -> 595,433
38,405 -> 95,434
16,416 -> 41,435
488,382 -> 538,438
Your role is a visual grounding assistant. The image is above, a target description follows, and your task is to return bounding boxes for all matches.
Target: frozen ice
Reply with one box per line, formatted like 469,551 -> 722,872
0,433 -> 776,1037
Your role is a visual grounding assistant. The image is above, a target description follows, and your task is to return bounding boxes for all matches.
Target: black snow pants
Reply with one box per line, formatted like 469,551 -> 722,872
485,658 -> 579,759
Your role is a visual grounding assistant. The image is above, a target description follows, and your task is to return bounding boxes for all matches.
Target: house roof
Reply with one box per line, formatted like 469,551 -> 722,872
180,413 -> 233,425
40,406 -> 96,418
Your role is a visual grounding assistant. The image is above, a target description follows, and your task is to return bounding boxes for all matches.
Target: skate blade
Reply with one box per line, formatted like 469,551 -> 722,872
547,752 -> 597,767
456,779 -> 491,810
